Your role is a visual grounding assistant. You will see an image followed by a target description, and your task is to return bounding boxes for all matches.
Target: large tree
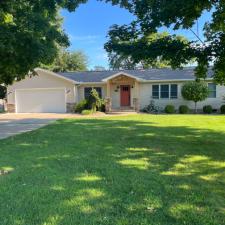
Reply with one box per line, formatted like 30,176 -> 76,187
0,0 -> 87,85
43,49 -> 88,72
109,51 -> 170,70
104,0 -> 225,84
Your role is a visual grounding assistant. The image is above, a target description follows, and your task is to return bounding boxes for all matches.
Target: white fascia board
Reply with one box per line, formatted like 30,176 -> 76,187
139,78 -> 213,83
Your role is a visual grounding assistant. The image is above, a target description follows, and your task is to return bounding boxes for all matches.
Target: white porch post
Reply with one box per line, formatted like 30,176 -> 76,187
105,81 -> 112,112
134,80 -> 140,112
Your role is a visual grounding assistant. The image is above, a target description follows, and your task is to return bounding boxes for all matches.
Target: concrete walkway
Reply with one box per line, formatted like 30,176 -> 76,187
0,113 -> 60,140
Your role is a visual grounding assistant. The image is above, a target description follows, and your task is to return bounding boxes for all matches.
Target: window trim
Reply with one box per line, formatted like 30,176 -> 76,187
152,83 -> 178,99
208,83 -> 216,98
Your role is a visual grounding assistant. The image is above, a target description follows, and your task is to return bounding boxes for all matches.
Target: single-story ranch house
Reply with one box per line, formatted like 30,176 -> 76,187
7,67 -> 225,113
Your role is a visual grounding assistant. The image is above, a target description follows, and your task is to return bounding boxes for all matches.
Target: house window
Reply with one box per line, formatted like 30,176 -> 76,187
208,83 -> 216,98
160,85 -> 169,98
84,87 -> 102,99
170,84 -> 178,99
152,84 -> 178,99
152,85 -> 159,99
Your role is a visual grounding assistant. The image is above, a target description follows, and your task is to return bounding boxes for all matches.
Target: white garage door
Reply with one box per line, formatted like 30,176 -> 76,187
15,88 -> 66,113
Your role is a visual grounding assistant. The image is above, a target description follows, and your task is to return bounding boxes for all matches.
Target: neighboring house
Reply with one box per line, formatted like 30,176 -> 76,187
6,67 -> 225,113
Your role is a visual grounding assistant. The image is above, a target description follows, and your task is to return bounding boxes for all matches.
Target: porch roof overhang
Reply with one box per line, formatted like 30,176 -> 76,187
102,72 -> 145,82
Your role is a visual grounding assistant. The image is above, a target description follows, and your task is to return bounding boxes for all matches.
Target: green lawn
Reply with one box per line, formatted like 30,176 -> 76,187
0,115 -> 225,225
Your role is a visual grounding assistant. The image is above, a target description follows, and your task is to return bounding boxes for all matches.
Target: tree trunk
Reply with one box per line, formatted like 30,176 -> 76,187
195,102 -> 197,114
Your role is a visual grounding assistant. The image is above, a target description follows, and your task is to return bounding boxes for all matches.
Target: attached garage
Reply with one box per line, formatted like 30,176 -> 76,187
15,88 -> 66,113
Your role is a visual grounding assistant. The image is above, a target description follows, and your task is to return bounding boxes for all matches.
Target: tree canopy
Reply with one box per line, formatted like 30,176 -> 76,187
43,49 -> 88,72
181,81 -> 209,113
109,51 -> 170,70
104,0 -> 225,84
0,0 -> 87,85
1,0 -> 225,85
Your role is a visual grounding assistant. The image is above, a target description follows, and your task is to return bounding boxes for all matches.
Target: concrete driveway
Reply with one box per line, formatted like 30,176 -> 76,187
0,113 -> 74,140
0,112 -> 137,140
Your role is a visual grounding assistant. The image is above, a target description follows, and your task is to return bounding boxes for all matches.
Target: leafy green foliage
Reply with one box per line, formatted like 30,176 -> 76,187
105,32 -> 192,70
181,81 -> 209,112
220,105 -> 225,114
43,49 -> 88,72
74,100 -> 88,113
0,85 -> 6,99
179,105 -> 189,114
203,105 -> 213,114
104,1 -> 225,84
142,100 -> 160,113
0,0 -> 87,85
109,52 -> 170,70
81,109 -> 93,115
89,89 -> 104,112
164,104 -> 175,114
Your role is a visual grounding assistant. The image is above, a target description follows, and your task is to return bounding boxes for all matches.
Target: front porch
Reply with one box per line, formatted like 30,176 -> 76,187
103,73 -> 141,112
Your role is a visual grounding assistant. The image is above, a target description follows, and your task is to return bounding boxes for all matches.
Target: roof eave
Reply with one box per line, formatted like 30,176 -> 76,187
35,68 -> 79,84
140,78 -> 214,83
102,72 -> 146,82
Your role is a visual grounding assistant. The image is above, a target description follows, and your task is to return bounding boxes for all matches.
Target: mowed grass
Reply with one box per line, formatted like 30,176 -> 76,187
0,115 -> 225,225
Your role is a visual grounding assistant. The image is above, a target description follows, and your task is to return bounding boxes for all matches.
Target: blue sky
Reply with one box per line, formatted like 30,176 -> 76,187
61,0 -> 212,69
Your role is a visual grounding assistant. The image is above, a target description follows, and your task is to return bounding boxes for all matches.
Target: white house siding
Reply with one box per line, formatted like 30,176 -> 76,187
7,70 -> 75,105
139,81 -> 225,110
77,84 -> 107,102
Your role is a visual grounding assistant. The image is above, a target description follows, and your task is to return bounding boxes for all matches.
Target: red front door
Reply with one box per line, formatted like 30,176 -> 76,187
120,85 -> 131,106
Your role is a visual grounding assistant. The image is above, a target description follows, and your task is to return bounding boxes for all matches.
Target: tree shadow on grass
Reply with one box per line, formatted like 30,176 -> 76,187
0,117 -> 225,225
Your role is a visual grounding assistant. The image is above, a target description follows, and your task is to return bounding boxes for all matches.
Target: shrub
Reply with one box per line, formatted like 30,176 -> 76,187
165,105 -> 175,114
74,100 -> 88,113
81,109 -> 93,115
99,103 -> 106,112
87,88 -> 104,112
220,105 -> 225,114
203,105 -> 213,114
142,100 -> 160,113
179,105 -> 189,114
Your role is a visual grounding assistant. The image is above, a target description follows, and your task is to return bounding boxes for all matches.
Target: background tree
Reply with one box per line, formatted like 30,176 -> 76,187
104,1 -> 225,84
0,0 -> 87,85
181,81 -> 209,113
109,52 -> 170,70
43,49 -> 88,72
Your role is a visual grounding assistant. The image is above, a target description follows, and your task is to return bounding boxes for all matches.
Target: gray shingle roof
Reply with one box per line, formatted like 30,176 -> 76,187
57,67 -> 213,83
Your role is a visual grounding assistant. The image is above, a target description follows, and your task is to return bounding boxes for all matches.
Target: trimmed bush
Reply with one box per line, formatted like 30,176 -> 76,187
74,100 -> 88,113
203,105 -> 213,114
81,109 -> 93,115
165,105 -> 175,114
220,105 -> 225,114
179,105 -> 189,114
